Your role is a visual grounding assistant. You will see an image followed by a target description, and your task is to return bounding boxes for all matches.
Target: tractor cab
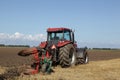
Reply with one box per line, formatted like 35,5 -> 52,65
47,28 -> 74,43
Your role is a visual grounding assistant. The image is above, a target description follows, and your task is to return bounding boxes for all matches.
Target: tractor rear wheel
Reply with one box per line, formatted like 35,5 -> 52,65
59,44 -> 76,68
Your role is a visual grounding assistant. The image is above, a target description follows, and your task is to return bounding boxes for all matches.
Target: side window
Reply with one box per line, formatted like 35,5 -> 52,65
48,33 -> 55,41
64,31 -> 70,40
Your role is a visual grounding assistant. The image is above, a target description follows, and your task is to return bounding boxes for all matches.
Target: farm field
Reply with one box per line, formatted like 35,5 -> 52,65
17,58 -> 120,80
0,47 -> 31,67
0,47 -> 120,80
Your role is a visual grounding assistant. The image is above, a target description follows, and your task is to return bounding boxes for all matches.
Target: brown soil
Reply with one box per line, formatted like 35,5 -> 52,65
0,47 -> 120,67
0,47 -> 120,80
0,47 -> 32,67
88,50 -> 120,61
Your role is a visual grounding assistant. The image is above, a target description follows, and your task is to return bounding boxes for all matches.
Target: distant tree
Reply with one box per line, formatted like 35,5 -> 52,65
92,48 -> 111,50
5,45 -> 30,47
0,44 -> 5,47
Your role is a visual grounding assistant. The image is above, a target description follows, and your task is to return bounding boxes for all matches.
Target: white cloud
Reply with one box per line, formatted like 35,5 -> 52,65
0,32 -> 46,46
0,32 -> 120,48
9,32 -> 24,39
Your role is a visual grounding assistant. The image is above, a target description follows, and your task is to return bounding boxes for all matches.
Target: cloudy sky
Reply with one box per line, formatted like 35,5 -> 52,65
0,0 -> 120,48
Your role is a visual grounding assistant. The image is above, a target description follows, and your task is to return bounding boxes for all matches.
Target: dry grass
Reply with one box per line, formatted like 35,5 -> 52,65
16,58 -> 120,80
0,66 -> 6,75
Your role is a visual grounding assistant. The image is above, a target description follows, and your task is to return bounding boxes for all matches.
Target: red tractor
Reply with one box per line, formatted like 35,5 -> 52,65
18,27 -> 89,74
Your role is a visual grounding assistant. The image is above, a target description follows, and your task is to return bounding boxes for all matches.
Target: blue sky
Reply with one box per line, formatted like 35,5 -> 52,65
0,0 -> 120,48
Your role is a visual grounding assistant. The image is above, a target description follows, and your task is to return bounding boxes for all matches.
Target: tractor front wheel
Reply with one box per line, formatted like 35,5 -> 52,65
83,52 -> 89,64
41,63 -> 48,74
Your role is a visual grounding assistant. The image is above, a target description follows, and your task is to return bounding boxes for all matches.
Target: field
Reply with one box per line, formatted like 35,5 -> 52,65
0,47 -> 120,80
0,47 -> 31,67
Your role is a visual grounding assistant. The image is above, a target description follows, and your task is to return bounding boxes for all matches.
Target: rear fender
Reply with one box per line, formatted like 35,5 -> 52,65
57,40 -> 71,47
40,41 -> 47,48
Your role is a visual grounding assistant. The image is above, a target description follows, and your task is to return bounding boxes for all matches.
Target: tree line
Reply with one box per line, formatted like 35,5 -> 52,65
0,44 -> 30,47
90,48 -> 120,50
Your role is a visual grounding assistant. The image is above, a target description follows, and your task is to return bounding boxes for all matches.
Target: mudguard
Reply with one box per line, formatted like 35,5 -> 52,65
57,40 -> 71,47
40,41 -> 47,48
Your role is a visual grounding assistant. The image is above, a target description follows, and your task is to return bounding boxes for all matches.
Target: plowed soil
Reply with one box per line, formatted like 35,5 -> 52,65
88,49 -> 120,61
0,47 -> 120,67
0,47 -> 32,67
0,47 -> 120,80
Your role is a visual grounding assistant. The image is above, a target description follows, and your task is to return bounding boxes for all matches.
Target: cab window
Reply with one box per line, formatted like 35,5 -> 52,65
64,31 -> 70,40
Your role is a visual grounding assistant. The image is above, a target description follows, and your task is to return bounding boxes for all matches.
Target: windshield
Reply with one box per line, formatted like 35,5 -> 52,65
47,31 -> 71,41
48,31 -> 63,41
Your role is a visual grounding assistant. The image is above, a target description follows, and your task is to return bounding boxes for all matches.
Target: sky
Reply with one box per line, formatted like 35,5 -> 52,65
0,0 -> 120,48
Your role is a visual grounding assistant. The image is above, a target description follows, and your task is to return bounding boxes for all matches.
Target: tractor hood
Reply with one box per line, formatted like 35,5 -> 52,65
40,40 -> 71,49
39,40 -> 58,49
47,40 -> 58,49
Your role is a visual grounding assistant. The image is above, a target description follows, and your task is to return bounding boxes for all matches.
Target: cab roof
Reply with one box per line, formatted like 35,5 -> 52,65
47,28 -> 71,32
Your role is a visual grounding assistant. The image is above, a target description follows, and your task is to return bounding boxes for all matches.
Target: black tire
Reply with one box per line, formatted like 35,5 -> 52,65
79,52 -> 89,64
84,52 -> 89,64
41,63 -> 48,73
59,44 -> 76,68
